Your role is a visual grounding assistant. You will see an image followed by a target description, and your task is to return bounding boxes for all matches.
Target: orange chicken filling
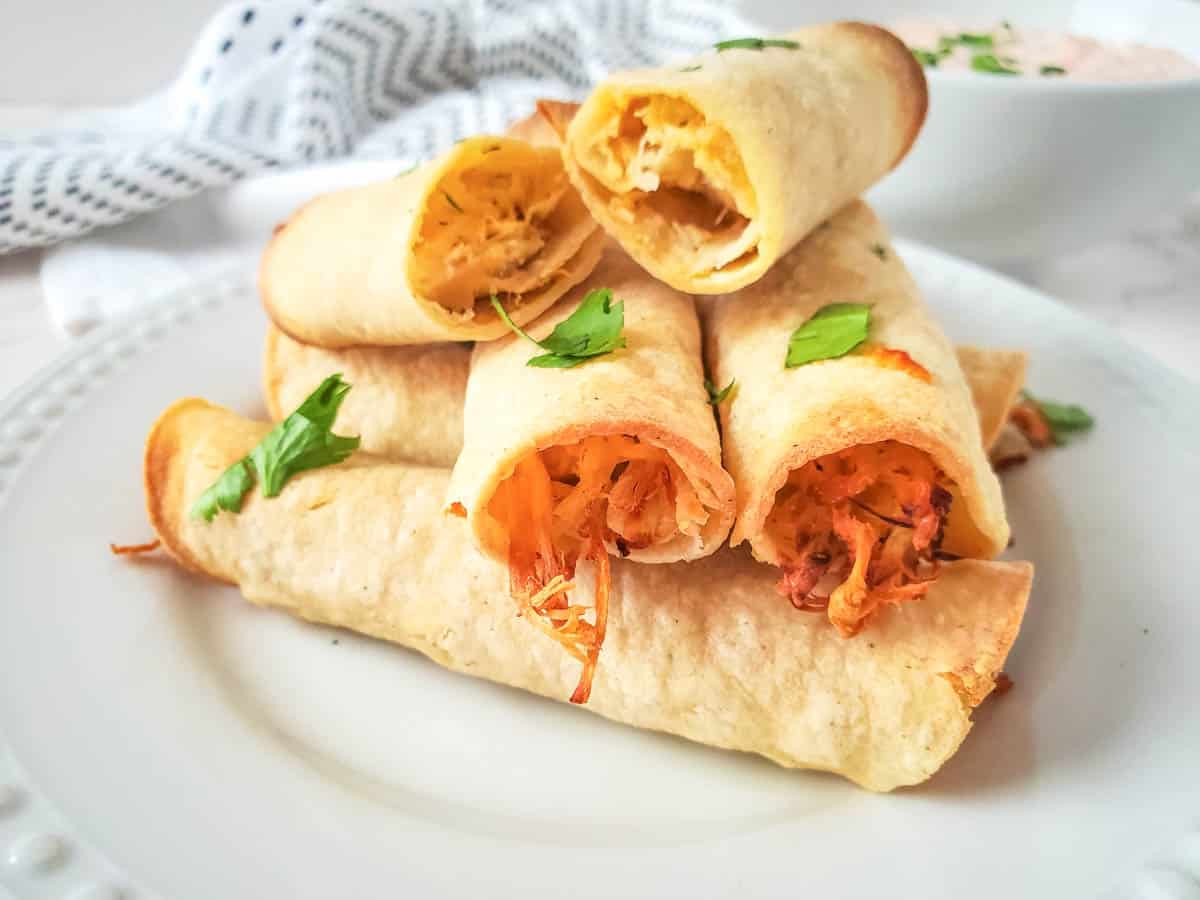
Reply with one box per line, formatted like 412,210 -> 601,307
765,441 -> 953,636
488,435 -> 716,703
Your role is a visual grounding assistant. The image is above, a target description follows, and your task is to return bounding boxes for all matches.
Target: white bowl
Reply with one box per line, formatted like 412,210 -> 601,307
739,0 -> 1200,267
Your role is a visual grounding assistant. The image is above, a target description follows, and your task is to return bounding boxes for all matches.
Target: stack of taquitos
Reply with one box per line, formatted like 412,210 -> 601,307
144,398 -> 1030,792
138,21 -> 1039,791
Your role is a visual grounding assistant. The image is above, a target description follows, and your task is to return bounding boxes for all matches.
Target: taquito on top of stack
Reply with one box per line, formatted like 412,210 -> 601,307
563,22 -> 926,294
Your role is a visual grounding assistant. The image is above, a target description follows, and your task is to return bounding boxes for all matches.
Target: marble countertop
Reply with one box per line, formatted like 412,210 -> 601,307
1,104 -> 1197,400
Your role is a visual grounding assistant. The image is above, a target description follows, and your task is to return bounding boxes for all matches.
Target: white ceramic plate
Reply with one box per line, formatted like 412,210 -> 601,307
0,243 -> 1197,900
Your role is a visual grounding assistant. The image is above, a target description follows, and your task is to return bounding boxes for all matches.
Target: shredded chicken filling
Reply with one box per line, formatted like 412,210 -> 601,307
488,435 -> 718,703
410,145 -> 589,315
766,441 -> 954,636
576,95 -> 759,275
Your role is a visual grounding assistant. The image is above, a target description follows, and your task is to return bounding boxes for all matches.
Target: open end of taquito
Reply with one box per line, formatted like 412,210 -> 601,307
407,137 -> 603,324
567,90 -> 762,285
564,23 -> 926,294
709,201 -> 1008,639
142,398 -> 1033,792
261,135 -> 605,347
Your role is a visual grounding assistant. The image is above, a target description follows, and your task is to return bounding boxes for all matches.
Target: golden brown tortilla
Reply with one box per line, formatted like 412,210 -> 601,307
261,135 -> 604,347
563,22 -> 927,294
144,398 -> 1032,792
957,345 -> 1028,452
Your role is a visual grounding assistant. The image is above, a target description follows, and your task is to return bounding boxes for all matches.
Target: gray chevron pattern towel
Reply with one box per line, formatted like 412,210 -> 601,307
0,0 -> 751,253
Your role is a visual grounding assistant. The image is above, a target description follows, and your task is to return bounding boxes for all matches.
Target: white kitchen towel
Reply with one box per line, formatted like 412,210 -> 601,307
0,0 -> 751,255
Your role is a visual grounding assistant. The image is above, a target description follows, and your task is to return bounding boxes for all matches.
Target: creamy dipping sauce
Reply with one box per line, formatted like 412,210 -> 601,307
892,19 -> 1200,81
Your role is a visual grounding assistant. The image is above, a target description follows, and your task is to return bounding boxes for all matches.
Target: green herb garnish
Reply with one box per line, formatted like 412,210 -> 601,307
916,32 -> 1003,67
491,289 -> 626,369
714,37 -> 801,52
442,190 -> 463,213
191,374 -> 361,522
679,64 -> 703,72
705,378 -> 736,405
1040,64 -> 1067,76
870,243 -> 888,261
955,32 -> 995,47
971,53 -> 1020,75
785,303 -> 871,369
911,47 -> 945,67
1023,390 -> 1094,444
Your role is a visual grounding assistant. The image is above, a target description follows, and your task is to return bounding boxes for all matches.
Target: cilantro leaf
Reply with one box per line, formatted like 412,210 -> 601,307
714,37 -> 801,52
679,64 -> 703,73
191,459 -> 255,522
955,32 -> 995,47
870,243 -> 888,261
1023,390 -> 1094,445
705,378 -> 736,405
971,53 -> 1020,75
491,290 -> 626,369
785,303 -> 871,369
441,190 -> 463,213
1040,64 -> 1067,76
190,374 -> 361,522
911,47 -> 944,67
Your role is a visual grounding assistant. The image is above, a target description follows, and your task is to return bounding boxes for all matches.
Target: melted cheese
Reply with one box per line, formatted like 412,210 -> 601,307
410,143 -> 589,315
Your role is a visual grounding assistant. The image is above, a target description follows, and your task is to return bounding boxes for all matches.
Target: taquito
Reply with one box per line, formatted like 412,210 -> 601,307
261,134 -> 604,347
705,201 -> 1009,636
446,245 -> 736,701
144,398 -> 1032,793
957,345 -> 1028,451
263,326 -> 469,470
262,325 -> 1027,467
563,22 -> 927,294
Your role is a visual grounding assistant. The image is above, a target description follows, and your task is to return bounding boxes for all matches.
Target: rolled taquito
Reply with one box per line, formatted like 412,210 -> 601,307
262,325 -> 1027,471
705,200 -> 1009,637
144,398 -> 1032,793
446,244 -> 736,701
261,133 -> 605,348
957,346 -> 1028,452
563,22 -> 927,294
263,326 -> 469,470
